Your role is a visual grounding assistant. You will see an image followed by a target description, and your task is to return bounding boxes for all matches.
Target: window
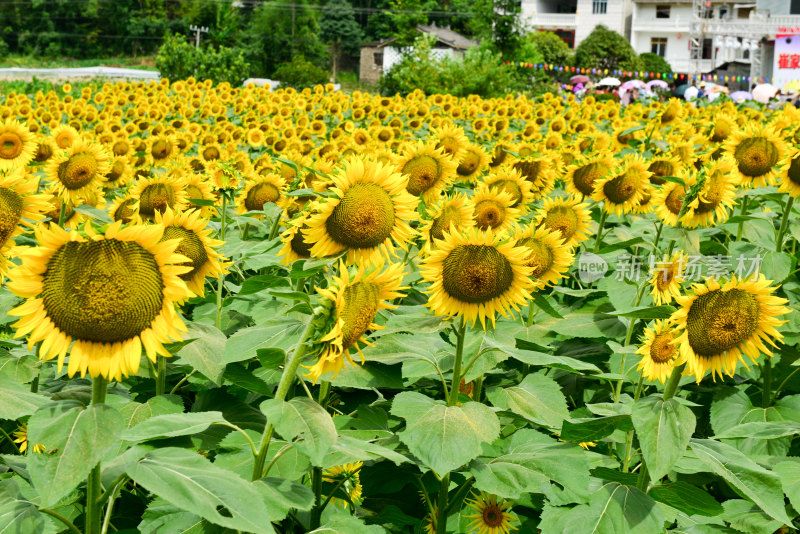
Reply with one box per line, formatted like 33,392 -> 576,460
373,52 -> 383,66
592,0 -> 607,14
651,37 -> 667,57
656,5 -> 670,18
792,0 -> 800,15
690,38 -> 713,59
737,7 -> 752,18
719,5 -> 729,19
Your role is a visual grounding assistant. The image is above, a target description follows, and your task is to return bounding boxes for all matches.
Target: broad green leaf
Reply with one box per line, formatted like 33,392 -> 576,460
690,439 -> 791,525
222,320 -> 305,365
775,460 -> 800,514
392,391 -> 499,476
713,421 -> 800,440
27,402 -> 124,507
631,395 -> 696,482
119,395 -> 184,429
261,397 -> 337,466
126,448 -> 275,533
175,322 -> 227,384
547,304 -> 626,339
223,363 -> 273,395
256,478 -> 314,520
0,479 -> 57,534
311,513 -> 387,533
237,274 -> 291,295
0,374 -> 48,420
648,482 -> 723,517
487,373 -> 569,429
325,435 -> 408,467
560,415 -> 633,442
759,251 -> 792,283
552,482 -> 664,534
590,467 -> 638,486
121,411 -> 226,441
609,305 -> 677,319
532,293 -> 563,318
73,204 -> 113,224
721,499 -> 782,534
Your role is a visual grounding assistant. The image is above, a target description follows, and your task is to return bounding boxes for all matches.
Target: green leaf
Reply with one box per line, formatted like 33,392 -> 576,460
256,478 -> 314,520
648,482 -> 723,517
690,438 -> 792,525
260,397 -> 337,466
560,415 -> 633,442
223,363 -> 273,395
392,391 -> 500,476
0,500 -> 55,534
590,467 -> 638,486
188,198 -> 216,207
238,274 -> 291,295
557,482 -> 664,534
222,321 -> 305,365
176,322 -> 227,384
125,447 -> 275,533
547,304 -> 626,339
0,374 -> 48,420
774,460 -> 800,514
73,204 -> 113,224
759,251 -> 793,283
325,435 -> 408,467
310,513 -> 387,533
609,305 -> 677,319
121,411 -> 227,441
713,421 -> 800,440
487,373 -> 569,429
597,237 -> 645,255
721,499 -> 782,534
631,395 -> 696,482
532,293 -> 563,318
27,402 -> 124,507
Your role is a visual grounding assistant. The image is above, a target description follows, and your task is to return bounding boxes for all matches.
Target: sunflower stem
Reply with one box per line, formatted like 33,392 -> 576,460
215,195 -> 228,330
155,356 -> 166,396
613,282 -> 647,403
57,200 -> 67,227
776,196 -> 795,252
736,196 -> 749,241
85,376 -> 107,534
622,372 -> 647,473
309,466 -> 323,530
652,221 -> 663,252
762,358 -> 773,408
662,363 -> 686,401
242,222 -> 250,241
435,473 -> 450,534
526,301 -> 536,327
593,209 -> 608,253
267,211 -> 282,240
251,316 -> 316,481
39,508 -> 82,534
473,377 -> 483,402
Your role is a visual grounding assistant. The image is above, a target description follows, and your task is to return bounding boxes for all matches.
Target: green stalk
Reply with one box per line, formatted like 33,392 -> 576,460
613,282 -> 648,402
155,355 -> 166,396
242,222 -> 250,241
85,377 -> 108,534
762,358 -> 772,409
435,473 -> 450,534
57,201 -> 67,227
526,301 -> 536,327
472,377 -> 483,403
267,211 -> 282,240
735,196 -> 749,241
621,373 -> 646,473
309,467 -> 323,530
251,317 -> 316,481
662,363 -> 686,401
39,508 -> 82,534
215,194 -> 229,330
776,196 -> 795,252
593,209 -> 609,253
30,343 -> 41,393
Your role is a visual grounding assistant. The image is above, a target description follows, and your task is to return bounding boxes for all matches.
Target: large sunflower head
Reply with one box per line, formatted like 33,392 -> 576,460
128,175 -> 188,221
512,224 -> 574,290
155,208 -> 228,297
534,194 -> 592,249
463,491 -> 519,534
512,155 -> 556,200
393,141 -> 457,200
45,140 -> 112,205
469,183 -> 520,235
636,320 -> 680,384
7,221 -> 193,381
303,157 -> 417,267
0,119 -> 37,171
307,261 -> 407,383
420,226 -> 534,328
592,155 -> 652,216
724,124 -> 788,188
564,153 -> 615,198
681,156 -> 739,228
777,146 -> 800,198
419,193 -> 474,256
649,251 -> 687,306
483,167 -> 532,209
671,274 -> 791,382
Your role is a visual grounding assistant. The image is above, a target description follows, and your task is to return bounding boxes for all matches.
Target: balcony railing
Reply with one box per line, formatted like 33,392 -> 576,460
522,13 -> 578,30
631,16 -> 690,32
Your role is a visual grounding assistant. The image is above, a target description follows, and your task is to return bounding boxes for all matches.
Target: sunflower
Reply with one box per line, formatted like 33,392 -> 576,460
671,274 -> 791,382
11,422 -> 45,454
563,153 -> 614,198
513,224 -> 574,290
107,195 -> 139,224
649,251 -> 687,305
456,143 -> 490,183
307,261 -> 407,383
146,133 -> 178,165
0,169 -> 52,277
708,114 -> 736,143
511,155 -> 556,200
647,154 -> 683,186
50,124 -> 80,150
724,124 -> 788,188
483,167 -> 532,209
393,141 -> 457,201
303,157 -> 417,267
419,193 -> 474,255
433,123 -> 469,160
277,215 -> 316,265
470,184 -> 520,234
652,174 -> 693,226
659,98 -> 685,126
0,119 -> 37,170
45,140 -> 112,206
464,492 -> 518,534
182,174 -> 217,218
636,320 -> 680,383
236,173 -> 286,218
322,462 -> 363,509
592,154 -> 652,216
681,157 -> 739,228
104,156 -> 133,187
128,175 -> 188,221
534,195 -> 592,249
155,208 -> 227,297
420,226 -> 533,328
7,221 -> 193,381
777,147 -> 800,198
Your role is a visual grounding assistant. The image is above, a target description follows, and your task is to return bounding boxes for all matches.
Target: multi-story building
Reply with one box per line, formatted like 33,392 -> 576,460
520,0 -> 632,48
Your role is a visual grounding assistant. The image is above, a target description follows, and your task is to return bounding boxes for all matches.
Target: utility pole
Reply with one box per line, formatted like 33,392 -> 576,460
190,25 -> 209,48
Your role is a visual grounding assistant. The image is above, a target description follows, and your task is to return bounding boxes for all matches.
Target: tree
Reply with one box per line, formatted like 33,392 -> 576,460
492,0 -> 523,58
319,0 -> 363,81
527,31 -> 573,66
639,52 -> 673,74
388,0 -> 429,47
575,25 -> 643,73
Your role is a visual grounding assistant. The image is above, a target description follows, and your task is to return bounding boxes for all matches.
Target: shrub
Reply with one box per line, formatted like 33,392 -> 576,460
639,52 -> 673,74
155,34 -> 250,85
575,25 -> 643,73
272,56 -> 330,89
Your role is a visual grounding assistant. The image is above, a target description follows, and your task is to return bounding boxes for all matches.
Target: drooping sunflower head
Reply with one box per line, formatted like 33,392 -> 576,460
303,156 -> 417,267
0,119 -> 37,170
456,143 -> 490,183
419,193 -> 474,256
659,98 -> 685,126
534,194 -> 593,249
420,226 -> 534,328
592,155 -> 652,216
103,156 -> 132,187
564,153 -> 615,198
512,155 -> 556,200
647,155 -> 683,186
307,261 -> 407,383
671,274 -> 791,382
322,462 -> 364,509
236,173 -> 286,218
469,183 -> 520,235
129,175 -> 188,221
463,492 -> 519,534
649,251 -> 687,306
45,140 -> 112,205
724,124 -> 787,188
7,221 -> 193,381
681,156 -> 738,228
636,320 -> 679,384
483,166 -> 532,210
393,141 -> 457,200
513,224 -> 574,290
277,214 -> 317,265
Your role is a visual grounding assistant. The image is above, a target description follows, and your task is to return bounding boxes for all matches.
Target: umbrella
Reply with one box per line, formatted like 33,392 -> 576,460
684,86 -> 699,101
570,75 -> 590,84
752,83 -> 778,103
598,77 -> 621,87
620,80 -> 646,91
673,84 -> 690,97
730,91 -> 752,102
646,79 -> 669,90
573,82 -> 584,93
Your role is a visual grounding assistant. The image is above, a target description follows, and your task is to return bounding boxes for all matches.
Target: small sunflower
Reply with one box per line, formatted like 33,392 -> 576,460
512,155 -> 556,200
681,157 -> 739,228
107,195 -> 139,224
0,119 -> 37,170
7,221 -> 193,381
303,157 -> 417,267
277,215 -> 316,265
659,98 -> 685,126
777,147 -> 800,198
128,175 -> 188,221
50,124 -> 80,150
724,124 -> 788,188
45,140 -> 112,205
671,274 -> 791,382
470,184 -> 520,235
307,261 -> 407,383
534,195 -> 592,249
647,154 -> 683,186
155,208 -> 227,297
182,174 -> 217,218
104,156 -> 133,187
649,251 -> 687,305
464,492 -> 518,534
236,173 -> 286,218
636,320 -> 680,384
592,155 -> 652,216
483,167 -> 533,209
652,176 -> 692,226
322,462 -> 363,509
513,224 -> 574,290
420,226 -> 533,328
394,141 -> 457,201
456,143 -> 490,183
564,153 -> 615,198
419,193 -> 474,255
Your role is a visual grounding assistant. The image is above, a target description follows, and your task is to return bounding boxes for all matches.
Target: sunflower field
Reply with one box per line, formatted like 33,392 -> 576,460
0,79 -> 800,534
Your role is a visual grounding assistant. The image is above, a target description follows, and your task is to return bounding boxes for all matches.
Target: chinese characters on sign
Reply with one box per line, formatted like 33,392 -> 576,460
778,53 -> 800,69
773,36 -> 800,86
613,254 -> 762,283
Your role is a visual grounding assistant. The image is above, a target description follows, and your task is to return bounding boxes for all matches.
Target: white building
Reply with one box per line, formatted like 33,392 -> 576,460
520,0 -> 633,48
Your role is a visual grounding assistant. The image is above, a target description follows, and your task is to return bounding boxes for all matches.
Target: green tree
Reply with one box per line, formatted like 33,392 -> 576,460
388,0 -> 429,47
492,0 -> 523,57
527,31 -> 573,66
319,0 -> 363,80
575,25 -> 643,73
639,52 -> 673,74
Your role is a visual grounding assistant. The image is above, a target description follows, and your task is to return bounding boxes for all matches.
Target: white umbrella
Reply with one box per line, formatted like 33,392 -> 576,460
684,86 -> 699,101
598,77 -> 621,87
646,79 -> 669,90
752,83 -> 778,103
